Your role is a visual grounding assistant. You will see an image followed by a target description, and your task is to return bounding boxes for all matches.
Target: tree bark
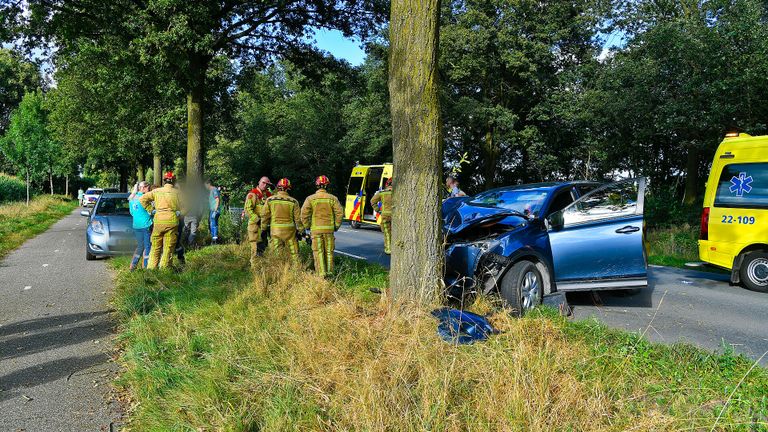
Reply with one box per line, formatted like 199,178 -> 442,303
25,167 -> 30,206
65,175 -> 69,197
388,0 -> 444,304
482,128 -> 497,190
118,165 -> 128,192
49,171 -> 53,195
683,146 -> 699,205
153,153 -> 161,187
186,56 -> 207,185
137,164 -> 145,183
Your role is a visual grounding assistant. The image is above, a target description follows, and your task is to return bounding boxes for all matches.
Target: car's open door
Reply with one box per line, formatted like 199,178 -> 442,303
547,178 -> 647,290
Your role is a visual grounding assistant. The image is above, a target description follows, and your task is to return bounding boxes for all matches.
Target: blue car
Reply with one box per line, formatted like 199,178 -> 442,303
443,179 -> 648,315
81,193 -> 136,260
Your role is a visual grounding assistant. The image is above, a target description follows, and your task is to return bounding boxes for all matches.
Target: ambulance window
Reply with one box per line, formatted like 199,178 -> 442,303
347,177 -> 364,195
714,163 -> 768,209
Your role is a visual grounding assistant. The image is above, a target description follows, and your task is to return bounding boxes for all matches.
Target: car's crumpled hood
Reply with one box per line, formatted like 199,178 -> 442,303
442,198 -> 527,236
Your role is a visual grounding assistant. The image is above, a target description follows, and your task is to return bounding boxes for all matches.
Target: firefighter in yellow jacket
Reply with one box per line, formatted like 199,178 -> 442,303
370,177 -> 393,255
261,178 -> 303,264
243,177 -> 272,266
301,175 -> 343,277
140,172 -> 183,269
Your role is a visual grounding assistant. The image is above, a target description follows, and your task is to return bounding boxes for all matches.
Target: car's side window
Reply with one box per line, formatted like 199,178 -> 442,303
546,189 -> 575,217
561,179 -> 641,226
576,184 -> 599,197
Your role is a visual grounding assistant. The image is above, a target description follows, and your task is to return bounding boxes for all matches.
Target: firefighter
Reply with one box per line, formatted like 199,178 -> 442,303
370,177 -> 393,255
301,175 -> 343,277
261,178 -> 303,264
244,176 -> 272,266
140,171 -> 183,269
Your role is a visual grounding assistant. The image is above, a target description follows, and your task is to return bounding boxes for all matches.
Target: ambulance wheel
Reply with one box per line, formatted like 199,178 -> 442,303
739,251 -> 768,293
350,220 -> 361,229
499,260 -> 543,317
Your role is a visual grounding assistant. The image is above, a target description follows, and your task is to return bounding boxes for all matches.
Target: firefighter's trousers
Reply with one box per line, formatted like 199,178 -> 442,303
311,233 -> 335,277
148,223 -> 177,269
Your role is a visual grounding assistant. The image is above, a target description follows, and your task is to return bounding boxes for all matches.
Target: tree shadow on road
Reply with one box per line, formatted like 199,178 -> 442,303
0,353 -> 110,402
0,311 -> 109,338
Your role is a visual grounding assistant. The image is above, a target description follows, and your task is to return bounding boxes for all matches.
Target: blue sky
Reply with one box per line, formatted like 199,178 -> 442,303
311,29 -> 367,66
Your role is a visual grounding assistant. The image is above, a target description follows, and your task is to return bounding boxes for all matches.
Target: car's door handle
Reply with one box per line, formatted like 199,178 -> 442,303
615,225 -> 640,234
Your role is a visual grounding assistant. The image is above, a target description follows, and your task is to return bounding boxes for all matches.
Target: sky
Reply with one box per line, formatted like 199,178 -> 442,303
311,29 -> 367,66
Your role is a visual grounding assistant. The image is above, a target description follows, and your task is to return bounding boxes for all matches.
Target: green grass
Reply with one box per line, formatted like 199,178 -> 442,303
647,224 -> 700,268
0,195 -> 77,258
110,244 -> 767,431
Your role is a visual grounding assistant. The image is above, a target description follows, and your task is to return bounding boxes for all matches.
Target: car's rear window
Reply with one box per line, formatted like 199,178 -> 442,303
470,190 -> 549,216
714,163 -> 768,209
86,189 -> 103,195
95,198 -> 130,215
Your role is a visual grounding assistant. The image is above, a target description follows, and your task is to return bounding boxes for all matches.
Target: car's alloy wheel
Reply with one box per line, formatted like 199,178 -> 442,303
741,252 -> 768,293
500,260 -> 543,317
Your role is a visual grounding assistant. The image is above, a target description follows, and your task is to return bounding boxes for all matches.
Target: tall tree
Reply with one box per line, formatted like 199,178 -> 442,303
389,0 -> 444,303
8,0 -> 384,184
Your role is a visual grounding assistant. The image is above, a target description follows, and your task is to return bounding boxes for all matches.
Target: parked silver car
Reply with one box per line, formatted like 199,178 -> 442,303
81,193 -> 136,260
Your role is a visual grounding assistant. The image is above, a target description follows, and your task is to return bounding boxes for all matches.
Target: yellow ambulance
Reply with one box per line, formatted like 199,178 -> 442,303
345,163 -> 393,228
699,132 -> 768,292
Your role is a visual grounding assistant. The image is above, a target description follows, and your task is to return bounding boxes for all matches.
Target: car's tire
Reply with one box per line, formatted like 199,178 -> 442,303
350,220 -> 361,229
86,248 -> 96,261
499,260 -> 543,317
739,251 -> 768,293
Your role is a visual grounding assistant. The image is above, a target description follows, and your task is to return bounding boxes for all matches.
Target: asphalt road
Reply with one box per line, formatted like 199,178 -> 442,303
334,223 -> 768,364
0,208 -> 120,431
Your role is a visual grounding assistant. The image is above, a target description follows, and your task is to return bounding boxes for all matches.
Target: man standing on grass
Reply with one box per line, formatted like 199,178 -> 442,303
262,178 -> 303,265
140,172 -> 183,269
206,179 -> 221,244
244,176 -> 272,266
301,175 -> 343,277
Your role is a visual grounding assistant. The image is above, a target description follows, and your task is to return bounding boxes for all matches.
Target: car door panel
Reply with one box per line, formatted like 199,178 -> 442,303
548,178 -> 647,287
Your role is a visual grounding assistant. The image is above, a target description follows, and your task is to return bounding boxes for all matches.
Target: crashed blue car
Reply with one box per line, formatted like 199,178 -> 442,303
443,179 -> 648,315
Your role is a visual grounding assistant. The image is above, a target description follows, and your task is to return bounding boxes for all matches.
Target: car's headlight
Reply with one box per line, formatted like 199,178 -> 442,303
91,220 -> 104,234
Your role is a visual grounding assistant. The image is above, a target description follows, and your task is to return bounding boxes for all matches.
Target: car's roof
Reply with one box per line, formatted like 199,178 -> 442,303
100,193 -> 130,198
476,180 -> 599,195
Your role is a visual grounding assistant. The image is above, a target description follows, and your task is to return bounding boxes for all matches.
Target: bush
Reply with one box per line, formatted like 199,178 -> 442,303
645,188 -> 701,229
0,173 -> 28,203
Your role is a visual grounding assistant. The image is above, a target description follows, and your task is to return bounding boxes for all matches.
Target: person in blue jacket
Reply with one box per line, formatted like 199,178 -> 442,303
128,181 -> 153,270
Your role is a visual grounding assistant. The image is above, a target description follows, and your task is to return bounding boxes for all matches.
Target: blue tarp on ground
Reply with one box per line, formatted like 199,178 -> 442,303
431,308 -> 498,344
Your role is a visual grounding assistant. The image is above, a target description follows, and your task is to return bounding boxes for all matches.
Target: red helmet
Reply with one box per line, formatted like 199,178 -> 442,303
315,175 -> 330,187
385,177 -> 393,187
163,171 -> 176,181
276,178 -> 292,190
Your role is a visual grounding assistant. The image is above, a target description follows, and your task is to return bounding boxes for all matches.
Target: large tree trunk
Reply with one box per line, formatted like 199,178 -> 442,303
137,164 -> 145,183
186,57 -> 207,185
118,165 -> 128,192
153,153 -> 162,187
683,147 -> 699,205
482,128 -> 497,190
388,0 -> 444,304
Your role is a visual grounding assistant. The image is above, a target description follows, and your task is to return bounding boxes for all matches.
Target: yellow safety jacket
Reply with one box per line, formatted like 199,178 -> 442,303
245,189 -> 270,225
262,191 -> 303,233
301,189 -> 343,234
370,188 -> 393,220
140,184 -> 182,226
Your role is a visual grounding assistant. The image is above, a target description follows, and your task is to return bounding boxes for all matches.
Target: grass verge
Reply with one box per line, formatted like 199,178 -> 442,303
0,195 -> 77,258
111,245 -> 768,431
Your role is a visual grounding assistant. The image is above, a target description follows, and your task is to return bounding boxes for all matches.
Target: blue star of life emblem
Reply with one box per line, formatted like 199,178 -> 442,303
729,172 -> 753,197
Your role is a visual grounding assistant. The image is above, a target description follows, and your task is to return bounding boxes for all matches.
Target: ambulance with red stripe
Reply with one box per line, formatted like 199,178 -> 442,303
345,163 -> 393,228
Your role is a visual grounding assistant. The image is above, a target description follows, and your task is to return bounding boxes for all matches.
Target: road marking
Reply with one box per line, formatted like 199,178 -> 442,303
23,286 -> 31,290
54,249 -> 59,252
42,264 -> 49,267
334,250 -> 366,260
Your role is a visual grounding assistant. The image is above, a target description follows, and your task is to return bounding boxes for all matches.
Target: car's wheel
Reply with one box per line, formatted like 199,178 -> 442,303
499,260 -> 543,317
86,248 -> 96,261
739,251 -> 768,293
350,220 -> 361,229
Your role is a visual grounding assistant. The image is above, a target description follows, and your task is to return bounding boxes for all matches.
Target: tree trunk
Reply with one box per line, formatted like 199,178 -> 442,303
388,0 -> 444,304
137,164 -> 145,183
25,167 -> 30,206
49,171 -> 53,195
65,175 -> 69,197
118,165 -> 128,192
153,153 -> 162,186
186,58 -> 206,185
683,146 -> 699,205
482,128 -> 497,190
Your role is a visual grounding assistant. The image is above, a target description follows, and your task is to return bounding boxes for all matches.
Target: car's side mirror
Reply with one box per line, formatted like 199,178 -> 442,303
80,210 -> 90,217
547,211 -> 564,231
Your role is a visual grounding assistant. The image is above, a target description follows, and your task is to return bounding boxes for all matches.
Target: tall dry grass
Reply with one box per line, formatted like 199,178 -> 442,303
0,195 -> 76,257
113,245 -> 768,431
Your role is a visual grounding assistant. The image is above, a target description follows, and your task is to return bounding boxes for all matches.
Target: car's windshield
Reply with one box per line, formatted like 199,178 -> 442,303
470,189 -> 550,216
86,189 -> 103,195
95,198 -> 130,215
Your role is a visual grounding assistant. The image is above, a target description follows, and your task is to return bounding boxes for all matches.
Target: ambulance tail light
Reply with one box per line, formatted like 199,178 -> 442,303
699,207 -> 710,240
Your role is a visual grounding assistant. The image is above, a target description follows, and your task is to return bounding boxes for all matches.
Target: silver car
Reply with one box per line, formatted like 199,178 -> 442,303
81,193 -> 136,260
